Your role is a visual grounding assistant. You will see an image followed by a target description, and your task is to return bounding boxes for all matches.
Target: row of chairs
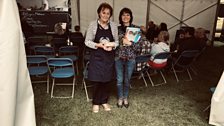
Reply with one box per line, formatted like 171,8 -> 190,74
27,55 -> 76,98
33,45 -> 79,75
82,50 -> 200,102
135,50 -> 201,88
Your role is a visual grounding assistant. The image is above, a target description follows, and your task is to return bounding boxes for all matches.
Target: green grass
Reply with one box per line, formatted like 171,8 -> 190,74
33,45 -> 224,126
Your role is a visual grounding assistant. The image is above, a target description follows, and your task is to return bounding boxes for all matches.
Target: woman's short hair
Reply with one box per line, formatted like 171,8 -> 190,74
119,8 -> 133,25
97,2 -> 113,18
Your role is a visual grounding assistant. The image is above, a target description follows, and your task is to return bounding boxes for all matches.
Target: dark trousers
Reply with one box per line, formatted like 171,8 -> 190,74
92,81 -> 110,105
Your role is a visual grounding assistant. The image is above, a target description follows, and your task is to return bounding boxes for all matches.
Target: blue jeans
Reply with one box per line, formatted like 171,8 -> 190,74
115,58 -> 136,99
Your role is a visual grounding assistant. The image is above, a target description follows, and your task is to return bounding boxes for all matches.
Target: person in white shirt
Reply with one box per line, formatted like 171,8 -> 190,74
42,0 -> 49,10
149,31 -> 170,65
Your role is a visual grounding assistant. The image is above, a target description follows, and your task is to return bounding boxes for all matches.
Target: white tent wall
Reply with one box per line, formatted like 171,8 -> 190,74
79,0 -> 113,34
77,0 -> 148,35
70,0 -> 79,31
149,0 -> 218,43
17,0 -> 219,43
183,0 -> 218,41
113,0 -> 147,27
17,0 -> 68,9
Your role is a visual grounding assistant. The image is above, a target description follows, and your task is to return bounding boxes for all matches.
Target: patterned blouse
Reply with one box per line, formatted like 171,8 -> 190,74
116,24 -> 140,60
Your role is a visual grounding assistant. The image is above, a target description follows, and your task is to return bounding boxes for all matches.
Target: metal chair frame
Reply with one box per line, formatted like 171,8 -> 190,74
47,58 -> 76,98
171,50 -> 200,82
135,54 -> 152,87
147,52 -> 171,86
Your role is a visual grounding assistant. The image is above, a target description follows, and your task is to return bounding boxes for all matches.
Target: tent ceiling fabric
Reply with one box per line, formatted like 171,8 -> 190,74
71,0 -> 218,42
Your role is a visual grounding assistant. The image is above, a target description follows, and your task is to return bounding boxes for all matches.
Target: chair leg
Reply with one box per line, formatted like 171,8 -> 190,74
47,75 -> 49,93
83,78 -> 90,102
203,104 -> 211,112
146,71 -> 154,86
160,70 -> 167,84
190,66 -> 198,75
72,77 -> 75,98
172,66 -> 179,82
141,72 -> 148,87
51,78 -> 55,98
186,68 -> 192,81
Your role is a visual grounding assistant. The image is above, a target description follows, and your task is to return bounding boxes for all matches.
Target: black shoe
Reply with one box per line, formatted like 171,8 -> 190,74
123,103 -> 129,108
117,103 -> 123,108
123,99 -> 129,108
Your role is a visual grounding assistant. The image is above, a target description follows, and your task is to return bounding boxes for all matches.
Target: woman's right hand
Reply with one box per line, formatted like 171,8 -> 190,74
122,37 -> 132,46
96,43 -> 104,48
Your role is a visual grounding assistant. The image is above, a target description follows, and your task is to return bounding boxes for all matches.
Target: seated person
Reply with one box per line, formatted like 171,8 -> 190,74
52,22 -> 68,51
175,27 -> 200,58
194,27 -> 207,50
70,25 -> 83,38
53,22 -> 68,39
170,29 -> 185,52
148,31 -> 170,68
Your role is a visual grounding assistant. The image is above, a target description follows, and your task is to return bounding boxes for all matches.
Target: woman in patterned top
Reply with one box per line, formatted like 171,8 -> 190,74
115,8 -> 140,108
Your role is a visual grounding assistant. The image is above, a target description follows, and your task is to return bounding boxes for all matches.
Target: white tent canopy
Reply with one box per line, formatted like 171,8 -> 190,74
17,0 -> 219,42
75,0 -> 218,43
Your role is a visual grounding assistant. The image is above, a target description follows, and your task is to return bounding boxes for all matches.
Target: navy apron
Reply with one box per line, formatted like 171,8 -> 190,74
88,23 -> 115,82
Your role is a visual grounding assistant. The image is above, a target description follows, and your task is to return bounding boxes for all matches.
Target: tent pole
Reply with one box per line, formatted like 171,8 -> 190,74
146,0 -> 151,27
211,0 -> 221,46
180,0 -> 185,28
77,0 -> 80,25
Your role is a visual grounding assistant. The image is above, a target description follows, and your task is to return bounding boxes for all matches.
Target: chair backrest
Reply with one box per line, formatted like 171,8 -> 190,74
51,38 -> 67,44
27,55 -> 48,64
34,46 -> 55,56
135,54 -> 151,63
27,36 -> 47,46
152,52 -> 171,61
47,58 -> 73,67
70,36 -> 84,43
59,46 -> 79,56
174,50 -> 199,67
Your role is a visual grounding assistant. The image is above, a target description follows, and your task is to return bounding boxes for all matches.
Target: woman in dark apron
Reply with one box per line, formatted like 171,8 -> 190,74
84,3 -> 119,113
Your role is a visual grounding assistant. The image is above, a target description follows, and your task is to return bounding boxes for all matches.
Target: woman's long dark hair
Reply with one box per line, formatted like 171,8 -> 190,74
119,8 -> 133,26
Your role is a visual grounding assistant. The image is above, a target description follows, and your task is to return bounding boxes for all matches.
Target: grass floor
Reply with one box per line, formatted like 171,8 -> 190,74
33,45 -> 224,126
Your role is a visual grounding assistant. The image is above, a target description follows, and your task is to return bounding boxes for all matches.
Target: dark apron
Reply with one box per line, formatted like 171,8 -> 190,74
88,23 -> 115,82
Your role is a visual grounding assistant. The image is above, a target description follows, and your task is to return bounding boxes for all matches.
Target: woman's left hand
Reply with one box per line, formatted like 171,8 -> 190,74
103,46 -> 112,51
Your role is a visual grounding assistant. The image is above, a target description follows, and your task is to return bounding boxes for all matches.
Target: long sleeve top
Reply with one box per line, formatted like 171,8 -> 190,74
85,20 -> 119,49
116,24 -> 141,59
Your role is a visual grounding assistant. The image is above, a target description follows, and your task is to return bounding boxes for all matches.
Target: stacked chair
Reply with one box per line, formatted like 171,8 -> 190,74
27,55 -> 49,93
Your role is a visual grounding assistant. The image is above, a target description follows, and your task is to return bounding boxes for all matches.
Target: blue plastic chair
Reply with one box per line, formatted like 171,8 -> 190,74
59,46 -> 79,75
34,46 -> 55,59
47,58 -> 76,98
203,87 -> 216,112
27,55 -> 49,93
147,52 -> 171,86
